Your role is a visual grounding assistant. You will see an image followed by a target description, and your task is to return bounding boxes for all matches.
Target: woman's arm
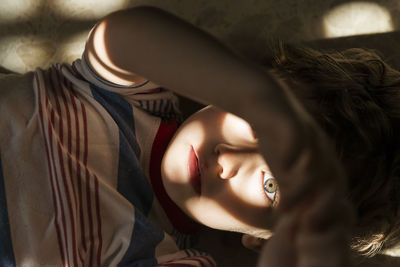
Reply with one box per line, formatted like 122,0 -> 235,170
84,6 -> 308,170
85,6 -> 282,109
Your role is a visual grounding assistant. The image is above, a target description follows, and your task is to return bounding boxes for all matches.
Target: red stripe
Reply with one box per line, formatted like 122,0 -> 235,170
61,65 -> 103,265
71,65 -> 103,265
44,70 -> 71,265
58,63 -> 103,265
57,66 -> 79,212
57,66 -> 85,266
81,101 -> 95,266
71,61 -> 84,79
47,91 -> 71,265
182,258 -> 205,267
190,258 -> 208,267
60,67 -> 81,227
161,262 -> 200,267
94,174 -> 103,266
159,256 -> 215,267
68,82 -> 87,255
201,256 -> 216,267
149,119 -> 199,234
69,76 -> 103,265
64,75 -> 86,265
160,263 -> 197,267
35,72 -> 67,266
60,70 -> 86,265
51,66 -> 80,267
62,65 -> 97,264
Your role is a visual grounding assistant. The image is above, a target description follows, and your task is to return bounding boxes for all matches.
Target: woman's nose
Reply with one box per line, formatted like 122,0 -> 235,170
215,143 -> 255,179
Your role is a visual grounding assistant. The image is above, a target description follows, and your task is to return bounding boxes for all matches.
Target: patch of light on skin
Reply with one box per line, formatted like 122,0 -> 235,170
323,2 -> 393,38
162,119 -> 206,186
0,0 -> 39,22
382,244 -> 400,257
52,0 -> 129,19
179,113 -> 273,230
184,195 -> 253,230
184,198 -> 221,228
221,112 -> 257,146
88,21 -> 145,86
184,193 -> 271,232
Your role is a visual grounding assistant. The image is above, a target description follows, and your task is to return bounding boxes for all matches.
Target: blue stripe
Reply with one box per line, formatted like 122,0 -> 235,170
184,249 -> 190,257
158,99 -> 163,114
90,84 -> 153,215
165,100 -> 171,114
90,85 -> 163,266
0,155 -> 16,267
189,249 -> 197,256
118,210 -> 163,267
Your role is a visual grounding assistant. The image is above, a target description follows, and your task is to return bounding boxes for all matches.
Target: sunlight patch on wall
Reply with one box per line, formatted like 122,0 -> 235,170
323,2 -> 393,38
0,0 -> 39,22
16,39 -> 56,71
52,0 -> 129,19
0,34 -> 62,73
0,36 -> 55,73
0,36 -> 24,72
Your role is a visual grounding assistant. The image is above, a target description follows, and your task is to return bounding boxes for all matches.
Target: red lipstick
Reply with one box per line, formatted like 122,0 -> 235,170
188,146 -> 201,194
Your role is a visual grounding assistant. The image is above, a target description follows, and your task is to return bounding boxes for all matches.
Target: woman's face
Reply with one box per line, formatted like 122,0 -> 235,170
161,106 -> 279,235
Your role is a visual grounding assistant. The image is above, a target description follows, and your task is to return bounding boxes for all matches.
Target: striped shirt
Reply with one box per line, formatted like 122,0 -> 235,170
0,59 -> 216,267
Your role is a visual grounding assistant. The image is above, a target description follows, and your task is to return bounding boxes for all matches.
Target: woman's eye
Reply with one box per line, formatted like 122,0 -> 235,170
263,173 -> 278,202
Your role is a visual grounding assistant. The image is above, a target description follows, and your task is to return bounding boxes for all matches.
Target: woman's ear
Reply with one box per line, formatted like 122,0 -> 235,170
241,234 -> 266,253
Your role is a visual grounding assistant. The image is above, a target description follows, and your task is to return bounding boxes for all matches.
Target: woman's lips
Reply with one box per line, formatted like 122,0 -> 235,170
188,146 -> 201,194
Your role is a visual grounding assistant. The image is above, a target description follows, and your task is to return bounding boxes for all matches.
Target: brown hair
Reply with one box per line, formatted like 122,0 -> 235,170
267,42 -> 400,257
